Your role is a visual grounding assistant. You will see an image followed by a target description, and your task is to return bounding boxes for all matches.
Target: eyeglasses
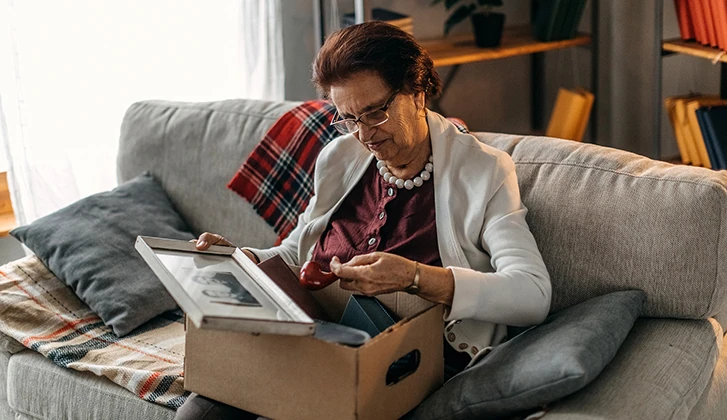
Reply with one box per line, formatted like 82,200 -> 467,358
330,90 -> 399,135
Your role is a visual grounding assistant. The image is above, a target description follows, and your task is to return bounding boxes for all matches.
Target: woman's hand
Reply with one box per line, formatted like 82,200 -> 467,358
192,232 -> 234,250
329,252 -> 417,295
190,233 -> 259,263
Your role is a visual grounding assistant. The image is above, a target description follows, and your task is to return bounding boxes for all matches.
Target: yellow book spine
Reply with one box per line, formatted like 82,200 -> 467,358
664,97 -> 690,164
546,88 -> 588,141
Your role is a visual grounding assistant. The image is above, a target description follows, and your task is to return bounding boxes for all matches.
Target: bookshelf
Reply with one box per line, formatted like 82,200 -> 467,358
420,27 -> 592,67
654,1 -> 727,160
314,0 -> 599,140
662,38 -> 727,65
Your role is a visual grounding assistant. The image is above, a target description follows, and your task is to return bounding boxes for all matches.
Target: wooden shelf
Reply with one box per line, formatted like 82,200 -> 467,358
662,38 -> 727,64
0,213 -> 16,237
0,172 -> 15,237
420,26 -> 592,67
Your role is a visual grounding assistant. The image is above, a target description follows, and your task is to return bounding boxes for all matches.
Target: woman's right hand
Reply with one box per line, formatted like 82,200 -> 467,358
192,232 -> 234,250
191,233 -> 260,263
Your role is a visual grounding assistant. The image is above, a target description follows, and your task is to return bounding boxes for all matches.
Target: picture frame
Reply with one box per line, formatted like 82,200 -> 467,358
135,236 -> 315,336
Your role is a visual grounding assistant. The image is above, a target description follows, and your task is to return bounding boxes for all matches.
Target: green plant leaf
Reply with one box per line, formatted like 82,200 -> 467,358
444,4 -> 476,35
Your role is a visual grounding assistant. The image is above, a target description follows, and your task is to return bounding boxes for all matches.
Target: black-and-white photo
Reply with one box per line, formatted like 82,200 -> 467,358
135,236 -> 314,335
193,271 -> 262,307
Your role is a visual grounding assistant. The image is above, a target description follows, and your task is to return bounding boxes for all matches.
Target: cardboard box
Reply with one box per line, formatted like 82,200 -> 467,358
184,286 -> 444,420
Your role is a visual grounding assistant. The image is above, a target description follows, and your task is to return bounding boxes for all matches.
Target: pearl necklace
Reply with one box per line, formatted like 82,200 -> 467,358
376,155 -> 433,190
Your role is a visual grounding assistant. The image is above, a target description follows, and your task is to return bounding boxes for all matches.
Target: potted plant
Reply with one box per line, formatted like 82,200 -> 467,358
432,0 -> 505,48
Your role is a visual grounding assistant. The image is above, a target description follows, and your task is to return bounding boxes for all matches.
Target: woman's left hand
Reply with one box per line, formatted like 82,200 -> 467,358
329,252 -> 416,295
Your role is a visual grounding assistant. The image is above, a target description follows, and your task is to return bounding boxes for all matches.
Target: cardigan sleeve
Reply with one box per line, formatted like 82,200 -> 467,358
444,163 -> 552,327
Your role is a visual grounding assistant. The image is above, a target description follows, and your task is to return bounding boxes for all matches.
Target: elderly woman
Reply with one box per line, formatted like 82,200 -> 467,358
176,21 -> 551,420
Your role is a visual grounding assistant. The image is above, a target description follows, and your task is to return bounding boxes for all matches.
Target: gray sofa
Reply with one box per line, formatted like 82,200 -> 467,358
2,98 -> 727,419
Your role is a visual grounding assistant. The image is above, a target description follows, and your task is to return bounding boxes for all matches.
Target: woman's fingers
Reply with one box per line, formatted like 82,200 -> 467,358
344,253 -> 381,266
329,256 -> 372,279
195,232 -> 234,250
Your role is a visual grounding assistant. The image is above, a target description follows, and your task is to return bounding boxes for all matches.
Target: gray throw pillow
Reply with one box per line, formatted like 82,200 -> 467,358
408,290 -> 646,419
10,172 -> 194,337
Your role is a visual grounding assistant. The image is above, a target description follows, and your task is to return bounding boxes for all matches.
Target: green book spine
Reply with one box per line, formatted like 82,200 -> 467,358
567,0 -> 588,39
535,0 -> 565,41
556,0 -> 577,40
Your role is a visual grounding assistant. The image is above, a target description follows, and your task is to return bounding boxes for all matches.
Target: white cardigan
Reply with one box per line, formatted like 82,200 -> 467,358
250,111 -> 551,351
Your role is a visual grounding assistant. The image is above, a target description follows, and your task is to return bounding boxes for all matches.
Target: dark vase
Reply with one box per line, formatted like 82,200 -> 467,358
471,12 -> 506,48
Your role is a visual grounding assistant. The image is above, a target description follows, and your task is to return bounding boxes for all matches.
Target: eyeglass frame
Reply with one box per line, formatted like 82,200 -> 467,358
330,90 -> 400,135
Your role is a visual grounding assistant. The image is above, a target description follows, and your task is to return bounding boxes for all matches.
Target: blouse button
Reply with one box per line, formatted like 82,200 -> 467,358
387,188 -> 394,197
368,237 -> 376,246
378,211 -> 385,220
458,343 -> 469,350
447,333 -> 456,342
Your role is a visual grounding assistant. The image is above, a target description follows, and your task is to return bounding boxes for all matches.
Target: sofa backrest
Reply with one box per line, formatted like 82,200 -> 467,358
475,132 -> 727,319
118,99 -> 727,320
118,99 -> 297,249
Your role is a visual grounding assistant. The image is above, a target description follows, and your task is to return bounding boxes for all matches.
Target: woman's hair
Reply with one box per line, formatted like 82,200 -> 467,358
312,21 -> 442,101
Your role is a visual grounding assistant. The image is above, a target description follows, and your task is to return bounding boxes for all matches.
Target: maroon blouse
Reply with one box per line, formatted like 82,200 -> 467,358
311,160 -> 441,271
311,159 -> 471,372
312,160 -> 471,370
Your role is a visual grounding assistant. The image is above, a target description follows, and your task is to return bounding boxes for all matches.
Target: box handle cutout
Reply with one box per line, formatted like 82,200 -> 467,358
386,349 -> 420,386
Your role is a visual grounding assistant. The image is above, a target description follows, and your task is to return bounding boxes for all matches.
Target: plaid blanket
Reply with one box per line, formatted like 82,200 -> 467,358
227,100 -> 469,241
0,255 -> 188,409
227,100 -> 338,241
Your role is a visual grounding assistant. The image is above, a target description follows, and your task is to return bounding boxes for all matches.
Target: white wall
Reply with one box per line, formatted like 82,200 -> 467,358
280,0 -> 722,159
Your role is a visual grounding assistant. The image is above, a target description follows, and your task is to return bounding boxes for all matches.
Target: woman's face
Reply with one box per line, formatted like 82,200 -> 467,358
329,71 -> 428,167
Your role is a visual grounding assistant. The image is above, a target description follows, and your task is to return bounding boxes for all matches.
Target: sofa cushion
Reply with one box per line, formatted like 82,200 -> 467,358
543,318 -> 722,419
10,172 -> 193,336
7,351 -> 175,420
477,133 -> 727,319
688,332 -> 727,420
0,349 -> 15,420
409,290 -> 645,419
117,99 -> 297,249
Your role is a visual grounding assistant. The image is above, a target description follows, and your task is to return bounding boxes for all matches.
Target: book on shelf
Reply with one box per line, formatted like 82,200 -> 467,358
674,0 -> 727,51
712,0 -> 727,51
686,96 -> 727,168
534,0 -> 563,41
545,87 -> 594,142
674,0 -> 695,41
664,94 -> 708,165
341,8 -> 413,35
697,106 -> 727,170
533,0 -> 586,42
566,0 -> 588,39
701,0 -> 719,47
665,94 -> 727,168
664,96 -> 692,164
687,0 -> 708,45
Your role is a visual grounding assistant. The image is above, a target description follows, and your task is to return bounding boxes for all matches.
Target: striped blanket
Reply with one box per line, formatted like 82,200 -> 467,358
0,255 -> 188,409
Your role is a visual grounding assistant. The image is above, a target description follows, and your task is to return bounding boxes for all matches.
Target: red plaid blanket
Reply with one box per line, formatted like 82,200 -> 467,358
228,101 -> 469,241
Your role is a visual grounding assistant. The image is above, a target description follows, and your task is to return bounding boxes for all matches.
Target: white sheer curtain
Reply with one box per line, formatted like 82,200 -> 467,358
0,0 -> 283,225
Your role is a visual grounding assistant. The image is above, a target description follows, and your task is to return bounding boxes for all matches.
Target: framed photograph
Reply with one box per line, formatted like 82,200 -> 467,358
135,236 -> 315,336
